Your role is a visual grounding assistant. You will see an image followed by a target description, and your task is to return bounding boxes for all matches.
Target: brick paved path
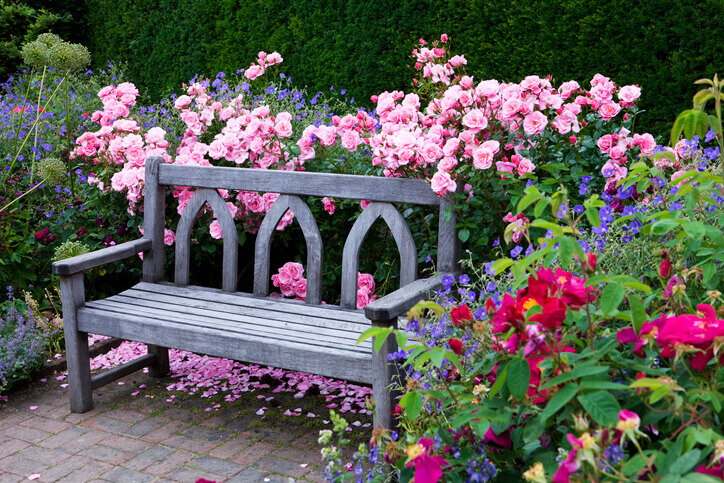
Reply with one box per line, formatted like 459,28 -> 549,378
0,369 -> 358,482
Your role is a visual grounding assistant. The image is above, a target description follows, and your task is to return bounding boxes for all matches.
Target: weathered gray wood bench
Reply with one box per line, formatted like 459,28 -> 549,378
52,156 -> 460,429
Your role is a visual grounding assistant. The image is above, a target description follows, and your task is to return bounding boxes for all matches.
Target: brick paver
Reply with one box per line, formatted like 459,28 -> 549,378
0,366 -> 368,482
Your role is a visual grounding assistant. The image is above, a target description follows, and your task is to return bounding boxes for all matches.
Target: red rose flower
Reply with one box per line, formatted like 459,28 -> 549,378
449,338 -> 464,355
450,304 -> 474,328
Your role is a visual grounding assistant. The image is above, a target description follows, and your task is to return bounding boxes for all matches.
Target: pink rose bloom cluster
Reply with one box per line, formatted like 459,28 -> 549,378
502,212 -> 529,243
295,110 -> 377,162
171,79 -> 304,234
617,303 -> 724,371
72,82 -> 170,214
271,262 -> 307,300
321,37 -> 654,197
243,51 -> 283,81
356,272 -> 377,309
270,263 -> 375,309
76,52 -> 306,233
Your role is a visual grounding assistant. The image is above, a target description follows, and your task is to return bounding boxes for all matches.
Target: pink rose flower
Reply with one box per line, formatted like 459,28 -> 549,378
286,262 -> 304,280
598,101 -> 622,121
322,197 -> 335,215
523,111 -> 548,136
618,85 -> 641,104
430,170 -> 456,196
163,229 -> 175,246
209,220 -> 223,239
294,279 -> 307,299
244,64 -> 264,80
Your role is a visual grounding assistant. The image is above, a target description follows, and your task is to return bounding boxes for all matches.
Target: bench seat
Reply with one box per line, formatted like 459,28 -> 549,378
79,282 -> 373,384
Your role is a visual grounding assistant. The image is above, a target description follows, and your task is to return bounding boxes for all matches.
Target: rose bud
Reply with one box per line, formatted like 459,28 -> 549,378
449,338 -> 464,355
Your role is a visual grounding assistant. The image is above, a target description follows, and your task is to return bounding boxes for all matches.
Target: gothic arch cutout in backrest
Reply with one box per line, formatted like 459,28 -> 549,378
175,188 -> 238,292
340,202 -> 417,310
253,195 -> 323,304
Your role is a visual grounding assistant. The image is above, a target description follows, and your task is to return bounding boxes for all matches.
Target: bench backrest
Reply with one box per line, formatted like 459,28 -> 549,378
141,156 -> 460,309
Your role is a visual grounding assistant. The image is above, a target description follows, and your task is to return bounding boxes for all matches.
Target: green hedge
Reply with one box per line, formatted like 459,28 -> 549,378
85,0 -> 724,136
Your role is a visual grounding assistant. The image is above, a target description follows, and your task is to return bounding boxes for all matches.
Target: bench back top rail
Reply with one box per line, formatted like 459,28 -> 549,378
142,157 -> 461,304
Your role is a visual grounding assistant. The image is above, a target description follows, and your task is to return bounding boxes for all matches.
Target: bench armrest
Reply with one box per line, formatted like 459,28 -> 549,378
364,273 -> 451,322
52,238 -> 152,276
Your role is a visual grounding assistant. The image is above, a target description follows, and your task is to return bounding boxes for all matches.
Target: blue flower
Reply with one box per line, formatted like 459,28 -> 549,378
705,129 -> 716,143
582,175 -> 592,183
510,245 -> 523,258
574,204 -> 584,214
459,274 -> 470,285
579,184 -> 588,195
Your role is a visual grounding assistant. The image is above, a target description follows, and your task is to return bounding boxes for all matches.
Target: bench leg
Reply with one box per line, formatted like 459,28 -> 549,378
372,319 -> 400,431
60,274 -> 93,413
147,345 -> 169,377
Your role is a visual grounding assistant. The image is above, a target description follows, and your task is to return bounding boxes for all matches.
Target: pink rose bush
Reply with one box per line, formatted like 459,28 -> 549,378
272,262 -> 376,309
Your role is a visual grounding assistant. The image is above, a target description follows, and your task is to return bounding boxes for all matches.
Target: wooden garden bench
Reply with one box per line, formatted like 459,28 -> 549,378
52,156 -> 460,429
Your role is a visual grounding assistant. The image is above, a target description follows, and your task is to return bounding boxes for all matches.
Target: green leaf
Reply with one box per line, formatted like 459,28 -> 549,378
429,348 -> 444,368
558,237 -> 574,268
611,274 -> 651,293
577,391 -> 621,426
682,221 -> 706,240
624,453 -> 648,477
585,205 -> 601,228
541,383 -> 578,421
682,474 -> 724,483
490,258 -> 514,275
507,358 -> 531,400
357,326 -> 384,345
668,449 -> 702,475
517,187 -> 541,213
629,295 -> 647,335
530,219 -> 563,234
600,281 -> 625,316
396,331 -> 408,349
489,364 -> 508,399
585,274 -> 611,287
374,329 -> 392,354
458,228 -> 470,242
651,219 -> 680,235
405,391 -> 423,419
470,419 -> 491,438
534,198 -> 548,217
452,410 -> 478,428
578,380 -> 629,391
540,365 -> 609,390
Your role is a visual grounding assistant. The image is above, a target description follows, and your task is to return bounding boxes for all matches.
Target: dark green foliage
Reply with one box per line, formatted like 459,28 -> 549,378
85,0 -> 724,136
0,0 -> 67,79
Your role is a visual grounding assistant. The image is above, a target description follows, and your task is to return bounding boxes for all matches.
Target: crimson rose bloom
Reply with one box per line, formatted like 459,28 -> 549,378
450,304 -> 474,328
449,338 -> 464,355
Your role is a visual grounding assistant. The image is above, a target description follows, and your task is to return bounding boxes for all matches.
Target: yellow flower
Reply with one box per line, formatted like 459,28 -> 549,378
473,384 -> 490,396
406,443 -> 424,460
523,462 -> 546,482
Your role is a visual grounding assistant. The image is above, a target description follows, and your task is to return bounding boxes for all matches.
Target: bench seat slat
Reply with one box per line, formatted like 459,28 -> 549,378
122,289 -> 370,332
77,307 -> 372,384
134,282 -> 368,325
89,298 -> 370,350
